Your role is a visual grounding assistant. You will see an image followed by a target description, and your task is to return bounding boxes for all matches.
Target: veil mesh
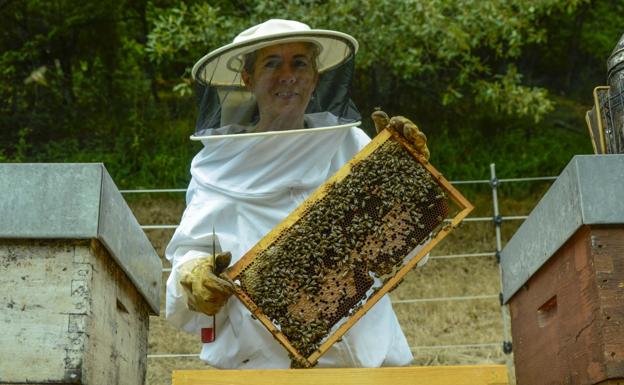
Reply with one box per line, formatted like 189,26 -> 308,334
193,55 -> 361,137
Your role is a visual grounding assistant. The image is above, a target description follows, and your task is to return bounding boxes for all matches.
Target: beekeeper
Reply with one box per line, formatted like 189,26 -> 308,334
165,19 -> 430,369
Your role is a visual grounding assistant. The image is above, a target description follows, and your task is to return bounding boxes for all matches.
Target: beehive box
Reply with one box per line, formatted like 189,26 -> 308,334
224,128 -> 474,367
501,155 -> 624,385
0,164 -> 162,385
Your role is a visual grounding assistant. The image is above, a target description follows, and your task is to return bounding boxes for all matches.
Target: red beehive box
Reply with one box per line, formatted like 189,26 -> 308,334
500,156 -> 624,385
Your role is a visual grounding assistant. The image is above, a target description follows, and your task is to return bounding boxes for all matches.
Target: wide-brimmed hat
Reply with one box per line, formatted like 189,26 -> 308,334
192,19 -> 358,87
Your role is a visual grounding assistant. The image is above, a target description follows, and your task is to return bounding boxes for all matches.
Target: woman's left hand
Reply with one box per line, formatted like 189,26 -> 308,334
371,110 -> 430,161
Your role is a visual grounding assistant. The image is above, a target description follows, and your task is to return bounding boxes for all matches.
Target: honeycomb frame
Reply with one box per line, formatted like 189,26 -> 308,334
223,127 -> 474,367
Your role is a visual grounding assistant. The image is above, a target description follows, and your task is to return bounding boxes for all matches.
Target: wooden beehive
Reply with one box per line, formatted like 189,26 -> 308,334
501,155 -> 624,385
509,226 -> 624,385
0,164 -> 162,385
223,128 -> 474,367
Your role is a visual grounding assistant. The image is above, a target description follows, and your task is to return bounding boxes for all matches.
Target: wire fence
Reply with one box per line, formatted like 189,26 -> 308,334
126,164 -> 557,360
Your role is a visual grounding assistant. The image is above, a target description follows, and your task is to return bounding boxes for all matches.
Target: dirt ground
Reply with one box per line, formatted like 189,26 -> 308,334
126,192 -> 529,385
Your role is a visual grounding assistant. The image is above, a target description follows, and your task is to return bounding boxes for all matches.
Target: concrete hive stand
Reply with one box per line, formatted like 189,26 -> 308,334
500,155 -> 624,385
0,164 -> 162,385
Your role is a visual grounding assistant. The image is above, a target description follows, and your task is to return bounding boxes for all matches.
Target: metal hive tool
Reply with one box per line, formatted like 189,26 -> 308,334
223,127 -> 474,368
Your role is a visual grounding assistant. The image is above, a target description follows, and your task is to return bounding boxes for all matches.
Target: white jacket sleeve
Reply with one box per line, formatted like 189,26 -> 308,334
164,179 -> 235,335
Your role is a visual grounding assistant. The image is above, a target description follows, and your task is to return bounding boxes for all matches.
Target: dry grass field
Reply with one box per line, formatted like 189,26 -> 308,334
127,185 -> 547,385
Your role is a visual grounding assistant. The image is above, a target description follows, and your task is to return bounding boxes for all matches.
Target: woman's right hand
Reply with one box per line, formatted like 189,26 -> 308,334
179,252 -> 234,315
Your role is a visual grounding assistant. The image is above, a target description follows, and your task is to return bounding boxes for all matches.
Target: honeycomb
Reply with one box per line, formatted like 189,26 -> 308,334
226,130 -> 471,367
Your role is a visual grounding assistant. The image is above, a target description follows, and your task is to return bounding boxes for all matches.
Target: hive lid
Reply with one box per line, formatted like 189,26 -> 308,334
500,155 -> 624,303
0,163 -> 161,314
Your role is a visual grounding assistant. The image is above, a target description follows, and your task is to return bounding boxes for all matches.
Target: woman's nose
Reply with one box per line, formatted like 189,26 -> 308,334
278,67 -> 296,84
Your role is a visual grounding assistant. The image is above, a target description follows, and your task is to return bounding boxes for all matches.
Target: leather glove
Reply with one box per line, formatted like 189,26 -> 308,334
179,252 -> 233,316
371,110 -> 430,160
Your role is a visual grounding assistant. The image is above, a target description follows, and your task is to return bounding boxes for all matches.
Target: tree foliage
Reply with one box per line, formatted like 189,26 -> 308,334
145,0 -> 594,127
0,0 -> 178,186
0,0 -> 620,185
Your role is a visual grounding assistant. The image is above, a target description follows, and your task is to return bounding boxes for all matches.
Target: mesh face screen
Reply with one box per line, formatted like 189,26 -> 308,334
237,137 -> 451,358
597,88 -> 615,153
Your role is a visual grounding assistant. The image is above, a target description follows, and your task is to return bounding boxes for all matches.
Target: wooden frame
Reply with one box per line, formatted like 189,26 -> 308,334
593,86 -> 610,154
172,365 -> 509,385
223,128 -> 474,367
585,109 -> 600,154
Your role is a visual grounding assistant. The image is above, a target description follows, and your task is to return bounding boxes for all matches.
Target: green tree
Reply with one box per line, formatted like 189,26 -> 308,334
1,0 -> 614,185
517,0 -> 624,99
146,0 -> 592,129
0,0 -> 151,152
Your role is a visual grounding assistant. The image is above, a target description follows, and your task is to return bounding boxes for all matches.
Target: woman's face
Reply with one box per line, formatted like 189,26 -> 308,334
242,42 -> 319,130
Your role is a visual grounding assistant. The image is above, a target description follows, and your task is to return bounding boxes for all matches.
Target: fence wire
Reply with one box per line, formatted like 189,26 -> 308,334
147,342 -> 503,359
127,170 -> 556,359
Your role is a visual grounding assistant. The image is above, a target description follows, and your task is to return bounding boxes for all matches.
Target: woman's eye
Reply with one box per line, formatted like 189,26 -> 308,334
264,60 -> 279,68
294,59 -> 309,68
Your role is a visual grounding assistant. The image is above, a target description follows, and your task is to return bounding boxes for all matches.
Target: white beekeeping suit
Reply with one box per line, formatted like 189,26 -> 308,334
165,19 -> 413,369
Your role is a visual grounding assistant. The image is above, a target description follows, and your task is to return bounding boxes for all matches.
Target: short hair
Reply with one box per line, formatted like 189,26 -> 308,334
242,42 -> 320,74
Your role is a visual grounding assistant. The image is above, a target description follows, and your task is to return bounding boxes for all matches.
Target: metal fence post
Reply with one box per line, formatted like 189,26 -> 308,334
490,163 -> 516,384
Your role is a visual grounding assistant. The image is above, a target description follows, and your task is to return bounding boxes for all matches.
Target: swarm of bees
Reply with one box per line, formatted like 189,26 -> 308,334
237,137 -> 450,360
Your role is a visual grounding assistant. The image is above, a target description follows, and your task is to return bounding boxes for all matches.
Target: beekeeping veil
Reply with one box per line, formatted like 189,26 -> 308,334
191,19 -> 360,139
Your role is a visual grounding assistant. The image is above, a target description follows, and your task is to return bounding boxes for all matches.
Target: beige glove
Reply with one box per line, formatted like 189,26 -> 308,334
179,252 -> 233,316
371,110 -> 430,160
